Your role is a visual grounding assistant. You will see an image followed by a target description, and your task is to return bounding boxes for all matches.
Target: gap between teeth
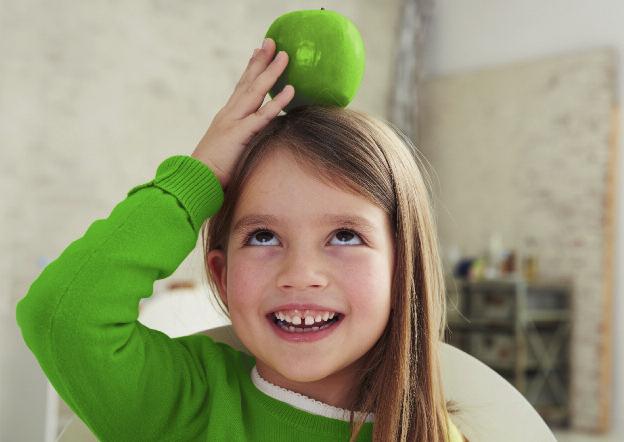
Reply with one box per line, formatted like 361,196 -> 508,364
274,311 -> 336,325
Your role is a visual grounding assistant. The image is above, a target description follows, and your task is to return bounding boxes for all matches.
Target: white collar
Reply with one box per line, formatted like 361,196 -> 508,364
250,365 -> 374,423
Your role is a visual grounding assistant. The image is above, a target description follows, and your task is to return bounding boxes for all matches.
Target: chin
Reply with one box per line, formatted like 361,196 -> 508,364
273,359 -> 336,384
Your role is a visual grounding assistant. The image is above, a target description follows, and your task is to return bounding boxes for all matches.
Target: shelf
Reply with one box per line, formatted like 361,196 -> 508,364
525,310 -> 570,322
448,275 -> 573,290
445,276 -> 571,426
447,318 -> 515,328
447,311 -> 569,327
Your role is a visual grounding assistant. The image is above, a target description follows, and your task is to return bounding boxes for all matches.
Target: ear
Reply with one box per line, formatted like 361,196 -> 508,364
206,249 -> 228,308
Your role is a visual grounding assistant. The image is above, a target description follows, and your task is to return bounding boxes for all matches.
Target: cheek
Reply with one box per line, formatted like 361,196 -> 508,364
225,259 -> 267,313
337,253 -> 392,318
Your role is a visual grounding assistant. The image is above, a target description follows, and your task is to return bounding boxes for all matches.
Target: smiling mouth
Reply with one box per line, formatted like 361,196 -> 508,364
268,313 -> 343,333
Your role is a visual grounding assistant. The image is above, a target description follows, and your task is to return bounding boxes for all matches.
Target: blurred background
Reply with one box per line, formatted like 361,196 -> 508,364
1,1 -> 622,441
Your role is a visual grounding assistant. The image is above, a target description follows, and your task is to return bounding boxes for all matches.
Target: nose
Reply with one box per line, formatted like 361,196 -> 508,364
276,246 -> 328,291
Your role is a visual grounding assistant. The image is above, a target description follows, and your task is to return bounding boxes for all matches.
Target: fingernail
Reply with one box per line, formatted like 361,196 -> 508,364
262,38 -> 270,49
253,48 -> 259,56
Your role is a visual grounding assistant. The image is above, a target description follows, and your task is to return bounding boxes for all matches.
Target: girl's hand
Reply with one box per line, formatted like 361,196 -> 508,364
191,38 -> 295,189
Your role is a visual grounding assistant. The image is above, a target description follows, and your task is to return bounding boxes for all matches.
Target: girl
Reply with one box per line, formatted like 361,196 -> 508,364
16,37 -> 465,441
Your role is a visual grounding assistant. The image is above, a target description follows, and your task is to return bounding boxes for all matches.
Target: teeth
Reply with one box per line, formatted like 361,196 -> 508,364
273,309 -> 339,326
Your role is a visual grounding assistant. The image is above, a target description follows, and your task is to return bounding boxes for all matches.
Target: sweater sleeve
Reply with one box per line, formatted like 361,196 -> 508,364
15,155 -> 225,441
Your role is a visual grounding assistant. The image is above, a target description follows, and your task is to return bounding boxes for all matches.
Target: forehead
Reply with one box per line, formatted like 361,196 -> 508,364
232,150 -> 388,230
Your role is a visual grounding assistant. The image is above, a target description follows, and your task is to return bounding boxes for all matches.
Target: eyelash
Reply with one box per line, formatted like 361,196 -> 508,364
242,226 -> 367,246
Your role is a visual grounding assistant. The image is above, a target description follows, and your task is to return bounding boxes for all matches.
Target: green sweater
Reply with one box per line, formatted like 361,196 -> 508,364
15,155 -> 374,441
16,155 -> 463,441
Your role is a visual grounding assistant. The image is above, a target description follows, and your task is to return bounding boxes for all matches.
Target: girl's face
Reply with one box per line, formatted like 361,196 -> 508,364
207,149 -> 394,407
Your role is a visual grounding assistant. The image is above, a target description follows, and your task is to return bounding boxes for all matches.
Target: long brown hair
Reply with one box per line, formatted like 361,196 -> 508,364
200,104 -> 453,441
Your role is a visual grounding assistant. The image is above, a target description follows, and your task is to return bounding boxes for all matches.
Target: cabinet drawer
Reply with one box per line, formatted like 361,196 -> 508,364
472,290 -> 514,320
470,332 -> 515,368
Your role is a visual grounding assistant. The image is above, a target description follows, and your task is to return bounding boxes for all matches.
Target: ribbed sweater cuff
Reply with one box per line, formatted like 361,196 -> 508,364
127,155 -> 224,232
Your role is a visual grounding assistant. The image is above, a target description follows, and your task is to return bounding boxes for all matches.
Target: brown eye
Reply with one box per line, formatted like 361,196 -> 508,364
244,229 -> 278,246
330,229 -> 364,246
336,231 -> 354,242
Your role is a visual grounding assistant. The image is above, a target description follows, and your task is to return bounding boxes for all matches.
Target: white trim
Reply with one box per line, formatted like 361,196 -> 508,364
250,365 -> 374,423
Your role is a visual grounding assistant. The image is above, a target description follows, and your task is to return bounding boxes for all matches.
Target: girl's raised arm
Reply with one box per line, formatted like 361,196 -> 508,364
15,38 -> 293,441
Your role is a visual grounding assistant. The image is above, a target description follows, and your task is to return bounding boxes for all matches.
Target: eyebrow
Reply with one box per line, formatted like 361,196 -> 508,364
231,213 -> 377,236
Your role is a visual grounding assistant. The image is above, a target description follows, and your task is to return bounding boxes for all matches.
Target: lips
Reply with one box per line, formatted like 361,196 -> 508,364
267,311 -> 344,342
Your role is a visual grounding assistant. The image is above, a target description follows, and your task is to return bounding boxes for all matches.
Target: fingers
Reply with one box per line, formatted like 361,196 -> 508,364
227,38 -> 290,119
222,40 -> 274,111
257,83 -> 294,117
238,50 -> 289,118
238,38 -> 276,87
249,49 -> 288,95
242,83 -> 295,133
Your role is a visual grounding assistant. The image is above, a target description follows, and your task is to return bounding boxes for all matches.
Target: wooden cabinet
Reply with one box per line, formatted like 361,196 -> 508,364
445,276 -> 572,426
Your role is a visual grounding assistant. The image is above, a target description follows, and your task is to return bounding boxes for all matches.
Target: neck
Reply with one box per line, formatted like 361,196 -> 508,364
255,359 -> 362,410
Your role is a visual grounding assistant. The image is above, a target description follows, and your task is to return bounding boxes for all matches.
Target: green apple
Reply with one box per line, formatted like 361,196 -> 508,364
265,8 -> 366,113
